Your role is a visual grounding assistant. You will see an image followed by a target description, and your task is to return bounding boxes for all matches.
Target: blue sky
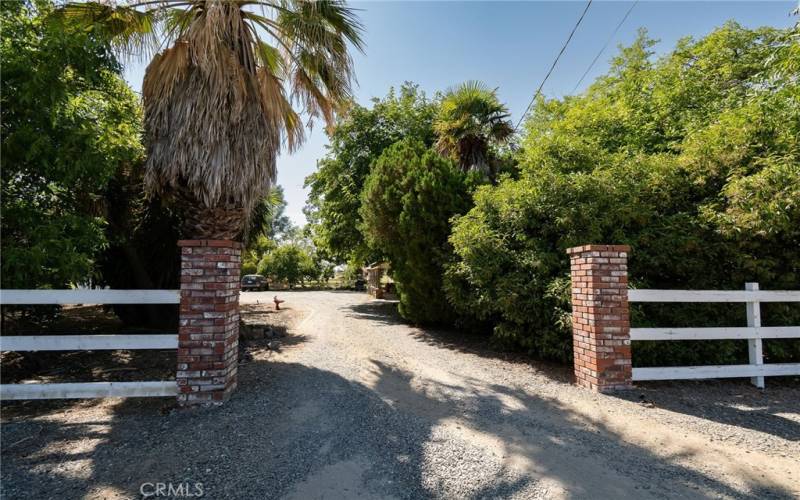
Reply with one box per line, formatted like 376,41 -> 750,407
123,1 -> 797,226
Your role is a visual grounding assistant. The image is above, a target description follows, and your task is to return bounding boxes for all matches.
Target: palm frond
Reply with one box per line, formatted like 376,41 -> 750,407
435,81 -> 513,176
254,40 -> 284,75
57,0 -> 363,238
53,2 -> 162,61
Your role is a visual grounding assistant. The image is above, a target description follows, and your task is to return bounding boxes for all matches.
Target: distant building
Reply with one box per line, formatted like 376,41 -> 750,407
362,262 -> 395,299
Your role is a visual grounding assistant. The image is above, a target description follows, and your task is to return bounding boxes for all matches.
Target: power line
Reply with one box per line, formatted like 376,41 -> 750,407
571,0 -> 639,95
514,0 -> 593,131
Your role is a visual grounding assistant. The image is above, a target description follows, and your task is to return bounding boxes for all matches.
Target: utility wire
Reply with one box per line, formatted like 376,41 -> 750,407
571,0 -> 639,95
514,0 -> 593,131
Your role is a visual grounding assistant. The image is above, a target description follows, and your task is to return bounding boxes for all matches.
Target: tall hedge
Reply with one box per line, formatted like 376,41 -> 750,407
446,24 -> 800,364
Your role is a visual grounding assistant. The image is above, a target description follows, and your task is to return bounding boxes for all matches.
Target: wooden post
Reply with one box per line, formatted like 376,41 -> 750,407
745,282 -> 764,389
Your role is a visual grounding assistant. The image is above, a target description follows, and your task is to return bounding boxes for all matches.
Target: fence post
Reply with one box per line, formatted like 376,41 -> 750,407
745,282 -> 765,389
177,240 -> 241,405
566,245 -> 632,392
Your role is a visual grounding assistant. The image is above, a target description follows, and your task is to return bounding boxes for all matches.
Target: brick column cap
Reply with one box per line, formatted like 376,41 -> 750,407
178,239 -> 241,249
567,244 -> 630,255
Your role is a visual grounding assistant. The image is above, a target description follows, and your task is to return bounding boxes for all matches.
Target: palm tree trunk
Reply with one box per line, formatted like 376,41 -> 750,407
179,199 -> 248,241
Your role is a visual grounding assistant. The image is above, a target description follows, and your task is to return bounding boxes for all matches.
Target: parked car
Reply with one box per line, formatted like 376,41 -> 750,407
241,274 -> 269,291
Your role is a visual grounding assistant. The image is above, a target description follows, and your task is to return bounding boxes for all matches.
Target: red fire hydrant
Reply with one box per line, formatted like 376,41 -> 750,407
273,295 -> 285,311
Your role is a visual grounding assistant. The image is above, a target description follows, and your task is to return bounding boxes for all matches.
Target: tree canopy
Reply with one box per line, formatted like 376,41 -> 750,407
304,83 -> 438,263
1,0 -> 143,288
434,81 -> 514,181
257,242 -> 320,287
360,140 -> 471,323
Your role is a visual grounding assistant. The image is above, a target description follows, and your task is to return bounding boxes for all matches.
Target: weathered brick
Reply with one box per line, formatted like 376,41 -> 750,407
177,239 -> 240,406
567,245 -> 632,392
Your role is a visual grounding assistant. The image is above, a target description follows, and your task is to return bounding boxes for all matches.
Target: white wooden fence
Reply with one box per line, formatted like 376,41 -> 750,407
628,283 -> 800,388
0,289 -> 180,400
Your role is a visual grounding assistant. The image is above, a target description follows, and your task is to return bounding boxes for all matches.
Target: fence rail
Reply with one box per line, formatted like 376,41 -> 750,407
629,283 -> 800,388
628,289 -> 800,303
632,363 -> 800,382
1,334 -> 178,352
0,289 -> 179,304
0,289 -> 179,400
629,326 -> 800,341
1,381 -> 178,400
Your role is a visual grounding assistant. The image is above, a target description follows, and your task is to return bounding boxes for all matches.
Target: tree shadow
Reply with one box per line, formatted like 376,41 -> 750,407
1,305 -> 177,385
1,347 -> 177,385
343,299 -> 574,384
342,300 -> 406,326
3,352 -> 796,498
612,379 -> 800,442
342,298 -> 800,441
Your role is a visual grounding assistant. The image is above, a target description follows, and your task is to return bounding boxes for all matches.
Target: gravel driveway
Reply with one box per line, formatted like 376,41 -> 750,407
2,290 -> 798,499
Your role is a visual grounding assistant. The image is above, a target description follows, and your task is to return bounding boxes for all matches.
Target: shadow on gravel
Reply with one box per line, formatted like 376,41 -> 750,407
2,357 -> 795,499
342,300 -> 405,326
344,299 -> 800,443
362,360 -> 795,499
343,300 -> 574,384
611,379 -> 800,442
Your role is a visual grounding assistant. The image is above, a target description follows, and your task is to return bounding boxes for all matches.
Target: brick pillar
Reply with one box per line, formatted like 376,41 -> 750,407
566,244 -> 632,392
177,240 -> 241,405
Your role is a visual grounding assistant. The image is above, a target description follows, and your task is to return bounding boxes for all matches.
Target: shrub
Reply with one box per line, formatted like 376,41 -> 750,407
446,24 -> 800,364
360,140 -> 471,324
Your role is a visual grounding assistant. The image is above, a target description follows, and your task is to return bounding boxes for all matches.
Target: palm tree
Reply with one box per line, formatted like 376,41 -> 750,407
56,0 -> 363,239
434,81 -> 513,181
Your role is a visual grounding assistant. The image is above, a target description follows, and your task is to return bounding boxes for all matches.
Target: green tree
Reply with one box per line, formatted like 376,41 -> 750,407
258,243 -> 316,288
247,186 -> 294,244
96,163 -> 183,327
304,83 -> 438,263
434,81 -> 514,182
360,140 -> 471,324
1,0 -> 144,289
241,235 -> 277,276
241,185 -> 295,272
447,24 -> 800,364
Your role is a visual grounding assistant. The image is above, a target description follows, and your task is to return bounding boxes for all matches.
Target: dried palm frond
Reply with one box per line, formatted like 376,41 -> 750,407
53,0 -> 363,239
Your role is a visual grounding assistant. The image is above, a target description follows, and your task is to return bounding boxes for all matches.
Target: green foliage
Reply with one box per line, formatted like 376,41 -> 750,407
257,243 -> 318,287
361,140 -> 471,324
238,185 -> 296,277
242,234 -> 278,276
434,81 -> 514,180
339,260 -> 362,288
241,259 -> 258,277
304,83 -> 438,264
447,24 -> 800,364
246,186 -> 294,246
96,165 -> 182,328
1,0 -> 144,288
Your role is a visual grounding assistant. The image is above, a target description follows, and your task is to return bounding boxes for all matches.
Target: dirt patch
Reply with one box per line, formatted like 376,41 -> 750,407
238,303 -> 308,363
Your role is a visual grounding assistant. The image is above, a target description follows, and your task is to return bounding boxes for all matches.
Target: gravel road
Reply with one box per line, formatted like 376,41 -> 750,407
2,290 -> 798,499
